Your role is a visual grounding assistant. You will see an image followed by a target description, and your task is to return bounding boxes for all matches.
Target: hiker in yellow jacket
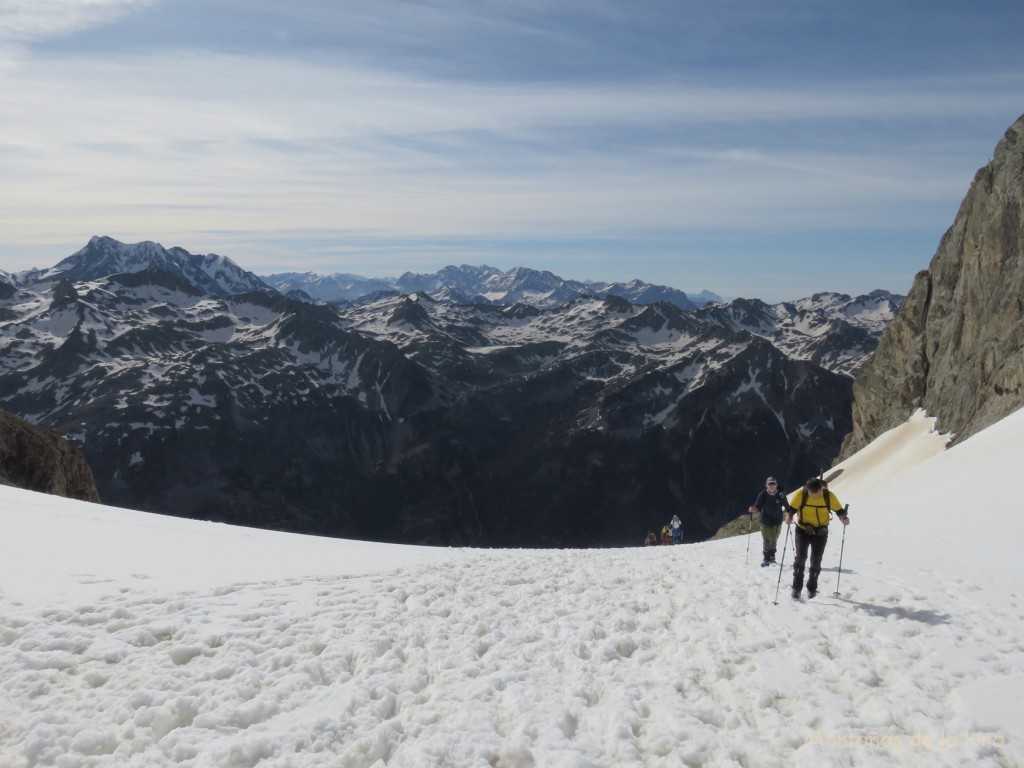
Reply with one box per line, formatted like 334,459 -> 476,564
785,477 -> 849,599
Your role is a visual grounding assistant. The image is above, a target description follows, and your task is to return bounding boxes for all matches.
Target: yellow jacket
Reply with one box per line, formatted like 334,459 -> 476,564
789,488 -> 844,528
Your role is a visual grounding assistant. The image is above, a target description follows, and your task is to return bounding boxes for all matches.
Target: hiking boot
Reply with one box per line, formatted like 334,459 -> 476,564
761,559 -> 771,567
807,589 -> 817,599
791,588 -> 801,600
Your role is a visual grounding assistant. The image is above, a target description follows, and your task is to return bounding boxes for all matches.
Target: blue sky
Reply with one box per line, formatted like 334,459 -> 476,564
1,1 -> 1022,301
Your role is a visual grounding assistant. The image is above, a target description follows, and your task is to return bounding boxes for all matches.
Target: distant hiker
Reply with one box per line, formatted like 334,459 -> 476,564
749,476 -> 790,567
661,525 -> 671,545
669,515 -> 683,544
785,477 -> 849,599
644,530 -> 659,546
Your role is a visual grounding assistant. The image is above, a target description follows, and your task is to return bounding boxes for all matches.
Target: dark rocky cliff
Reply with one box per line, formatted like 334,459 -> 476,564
0,409 -> 100,502
841,113 -> 1024,456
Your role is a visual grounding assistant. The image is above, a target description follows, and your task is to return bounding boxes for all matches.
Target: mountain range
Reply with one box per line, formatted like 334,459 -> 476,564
2,240 -> 722,310
263,266 -> 722,309
0,236 -> 901,545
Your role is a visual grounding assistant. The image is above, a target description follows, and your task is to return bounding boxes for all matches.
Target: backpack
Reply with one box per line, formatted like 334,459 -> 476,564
796,488 -> 834,530
758,490 -> 787,523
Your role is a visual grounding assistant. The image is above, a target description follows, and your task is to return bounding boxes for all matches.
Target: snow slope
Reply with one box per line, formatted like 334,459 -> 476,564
1,408 -> 1023,767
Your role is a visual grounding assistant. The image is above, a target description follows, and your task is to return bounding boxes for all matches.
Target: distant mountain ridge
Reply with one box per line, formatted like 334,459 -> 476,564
264,265 -> 721,309
2,240 -> 722,310
0,236 -> 902,546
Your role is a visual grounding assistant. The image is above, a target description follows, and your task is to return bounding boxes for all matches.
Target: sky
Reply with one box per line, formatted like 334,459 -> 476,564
3,407 -> 1024,765
1,1 -> 1023,302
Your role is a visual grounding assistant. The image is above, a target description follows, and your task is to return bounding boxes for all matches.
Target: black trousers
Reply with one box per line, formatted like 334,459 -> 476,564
792,526 -> 828,592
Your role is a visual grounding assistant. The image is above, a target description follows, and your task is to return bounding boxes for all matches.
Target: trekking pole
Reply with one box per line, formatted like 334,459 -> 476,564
772,521 -> 792,605
833,504 -> 849,597
745,510 -> 753,564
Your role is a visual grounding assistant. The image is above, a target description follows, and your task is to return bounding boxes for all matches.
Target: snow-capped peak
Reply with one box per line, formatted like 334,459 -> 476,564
37,236 -> 274,298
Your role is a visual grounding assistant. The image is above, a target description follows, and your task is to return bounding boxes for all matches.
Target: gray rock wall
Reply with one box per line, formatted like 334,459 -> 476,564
841,113 -> 1024,456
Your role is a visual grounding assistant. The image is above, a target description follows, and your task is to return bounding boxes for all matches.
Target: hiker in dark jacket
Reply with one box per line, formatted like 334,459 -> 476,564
749,476 -> 790,567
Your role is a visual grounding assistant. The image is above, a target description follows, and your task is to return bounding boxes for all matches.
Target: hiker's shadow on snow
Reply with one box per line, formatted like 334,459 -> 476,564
820,566 -> 856,575
834,597 -> 952,625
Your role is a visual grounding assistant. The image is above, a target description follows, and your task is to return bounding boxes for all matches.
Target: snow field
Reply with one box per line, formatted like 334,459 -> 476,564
1,539 -> 1021,767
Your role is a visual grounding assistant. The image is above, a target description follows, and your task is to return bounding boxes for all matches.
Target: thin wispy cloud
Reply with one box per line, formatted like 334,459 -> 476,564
0,0 -> 152,44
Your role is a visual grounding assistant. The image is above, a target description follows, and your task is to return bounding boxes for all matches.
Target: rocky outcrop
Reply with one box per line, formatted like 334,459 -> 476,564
0,409 -> 100,501
841,113 -> 1024,456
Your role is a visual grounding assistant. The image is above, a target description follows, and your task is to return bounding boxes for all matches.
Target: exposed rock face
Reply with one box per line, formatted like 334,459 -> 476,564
0,409 -> 100,501
841,113 -> 1024,456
